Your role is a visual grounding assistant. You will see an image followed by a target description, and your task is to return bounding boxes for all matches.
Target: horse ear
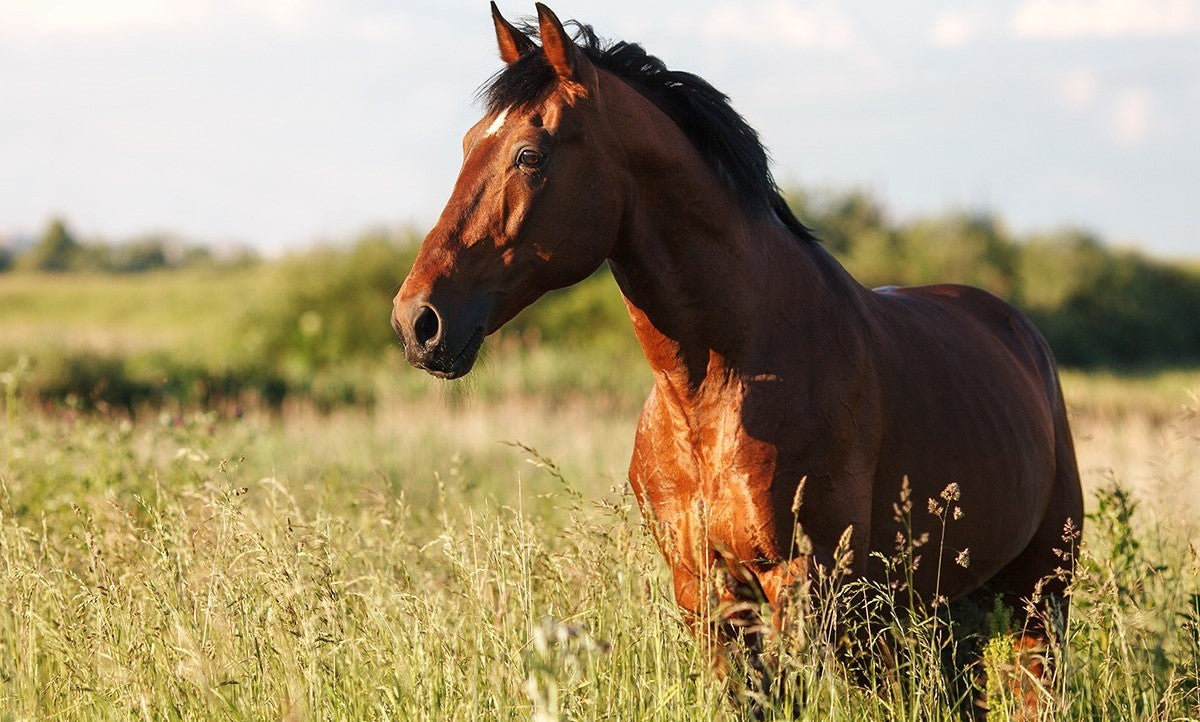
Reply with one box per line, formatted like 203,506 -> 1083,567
535,3 -> 580,80
491,2 -> 534,64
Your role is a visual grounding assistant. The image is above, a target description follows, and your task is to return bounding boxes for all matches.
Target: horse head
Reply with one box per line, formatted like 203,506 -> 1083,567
393,4 -> 622,378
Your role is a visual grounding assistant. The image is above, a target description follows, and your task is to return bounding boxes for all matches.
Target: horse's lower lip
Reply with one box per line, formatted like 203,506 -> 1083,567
423,327 -> 484,379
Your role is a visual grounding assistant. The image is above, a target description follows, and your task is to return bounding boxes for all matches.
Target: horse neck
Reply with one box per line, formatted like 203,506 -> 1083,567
607,152 -> 867,403
593,74 -> 871,408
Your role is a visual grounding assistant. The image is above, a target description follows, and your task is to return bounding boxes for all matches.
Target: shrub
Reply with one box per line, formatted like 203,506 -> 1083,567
242,229 -> 421,377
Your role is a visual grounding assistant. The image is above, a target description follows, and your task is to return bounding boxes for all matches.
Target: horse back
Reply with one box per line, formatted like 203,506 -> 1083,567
872,283 -> 1062,409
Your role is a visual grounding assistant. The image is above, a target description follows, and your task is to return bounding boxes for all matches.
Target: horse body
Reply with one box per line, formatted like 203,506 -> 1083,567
393,2 -> 1083,705
612,164 -> 1078,613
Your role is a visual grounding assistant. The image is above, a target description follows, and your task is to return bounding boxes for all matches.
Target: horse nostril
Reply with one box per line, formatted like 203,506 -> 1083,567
413,304 -> 442,349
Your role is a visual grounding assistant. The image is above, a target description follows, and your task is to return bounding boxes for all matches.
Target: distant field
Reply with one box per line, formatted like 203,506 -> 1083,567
3,264 -> 1198,412
0,269 -> 269,361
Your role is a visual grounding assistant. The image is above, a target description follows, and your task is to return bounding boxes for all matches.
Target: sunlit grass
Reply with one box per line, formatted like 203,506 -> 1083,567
0,378 -> 1197,720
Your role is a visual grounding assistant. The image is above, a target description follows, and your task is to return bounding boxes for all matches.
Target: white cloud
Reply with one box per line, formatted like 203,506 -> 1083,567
1058,67 -> 1099,110
0,0 -> 338,41
1012,0 -> 1200,39
1107,87 -> 1153,148
0,0 -> 190,38
930,10 -> 981,48
349,16 -> 415,42
680,1 -> 858,52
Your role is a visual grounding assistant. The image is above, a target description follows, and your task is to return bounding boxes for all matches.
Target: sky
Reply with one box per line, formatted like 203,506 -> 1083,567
1,0 -> 1198,257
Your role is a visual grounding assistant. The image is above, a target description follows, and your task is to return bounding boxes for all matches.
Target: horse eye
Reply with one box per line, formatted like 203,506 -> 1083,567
517,148 -> 545,168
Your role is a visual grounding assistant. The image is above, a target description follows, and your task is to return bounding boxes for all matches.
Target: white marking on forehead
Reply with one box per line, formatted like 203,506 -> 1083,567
484,108 -> 509,137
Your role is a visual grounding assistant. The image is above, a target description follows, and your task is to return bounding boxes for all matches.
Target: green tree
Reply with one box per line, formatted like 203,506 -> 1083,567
105,237 -> 170,273
21,218 -> 80,272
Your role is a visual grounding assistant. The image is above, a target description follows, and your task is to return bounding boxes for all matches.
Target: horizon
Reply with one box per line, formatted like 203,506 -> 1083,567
2,0 -> 1198,258
1,187 -> 1194,265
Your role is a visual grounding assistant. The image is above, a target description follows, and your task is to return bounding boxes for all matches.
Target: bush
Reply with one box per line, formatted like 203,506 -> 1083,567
241,229 -> 421,378
6,350 -> 291,415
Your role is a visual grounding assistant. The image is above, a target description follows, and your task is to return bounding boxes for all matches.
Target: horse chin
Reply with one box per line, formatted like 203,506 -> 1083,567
420,327 -> 485,380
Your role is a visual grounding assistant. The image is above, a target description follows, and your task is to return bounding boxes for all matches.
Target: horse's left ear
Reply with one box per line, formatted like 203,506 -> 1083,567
492,2 -> 534,63
535,3 -> 581,80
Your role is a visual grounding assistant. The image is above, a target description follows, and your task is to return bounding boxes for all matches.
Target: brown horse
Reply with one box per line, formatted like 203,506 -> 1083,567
393,2 -> 1083,709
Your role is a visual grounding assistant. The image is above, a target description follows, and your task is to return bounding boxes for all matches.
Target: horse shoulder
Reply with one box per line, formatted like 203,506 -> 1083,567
628,386 -> 705,567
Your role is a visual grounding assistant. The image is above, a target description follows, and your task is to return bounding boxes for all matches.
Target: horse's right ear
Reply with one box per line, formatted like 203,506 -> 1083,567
491,2 -> 534,64
535,3 -> 581,80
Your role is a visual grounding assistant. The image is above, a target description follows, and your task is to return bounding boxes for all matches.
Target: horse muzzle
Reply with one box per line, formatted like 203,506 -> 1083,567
392,294 -> 490,379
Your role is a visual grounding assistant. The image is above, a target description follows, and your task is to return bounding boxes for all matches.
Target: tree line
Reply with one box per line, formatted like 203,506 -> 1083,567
792,189 -> 1200,368
6,188 -> 1200,371
0,218 -> 250,274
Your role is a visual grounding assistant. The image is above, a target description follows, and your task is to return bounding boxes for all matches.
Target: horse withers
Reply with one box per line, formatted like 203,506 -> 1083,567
392,3 -> 1083,713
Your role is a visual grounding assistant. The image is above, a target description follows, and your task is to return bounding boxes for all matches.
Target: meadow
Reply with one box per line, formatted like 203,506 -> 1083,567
1,222 -> 1199,720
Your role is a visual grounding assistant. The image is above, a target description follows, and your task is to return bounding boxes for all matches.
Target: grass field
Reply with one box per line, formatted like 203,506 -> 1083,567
0,269 -> 269,362
1,266 -> 1199,720
1,363 -> 1198,720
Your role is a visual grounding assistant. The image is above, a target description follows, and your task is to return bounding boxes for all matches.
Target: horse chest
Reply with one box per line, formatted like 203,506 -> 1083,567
629,385 -> 790,567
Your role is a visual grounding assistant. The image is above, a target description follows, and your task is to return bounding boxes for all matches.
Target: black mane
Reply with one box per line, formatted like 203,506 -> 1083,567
481,22 -> 818,244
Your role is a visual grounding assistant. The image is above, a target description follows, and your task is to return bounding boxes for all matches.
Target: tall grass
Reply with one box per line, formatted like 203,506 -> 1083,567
0,380 -> 1196,720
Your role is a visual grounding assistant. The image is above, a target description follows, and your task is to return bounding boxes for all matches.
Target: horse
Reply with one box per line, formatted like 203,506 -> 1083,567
392,3 -> 1083,713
